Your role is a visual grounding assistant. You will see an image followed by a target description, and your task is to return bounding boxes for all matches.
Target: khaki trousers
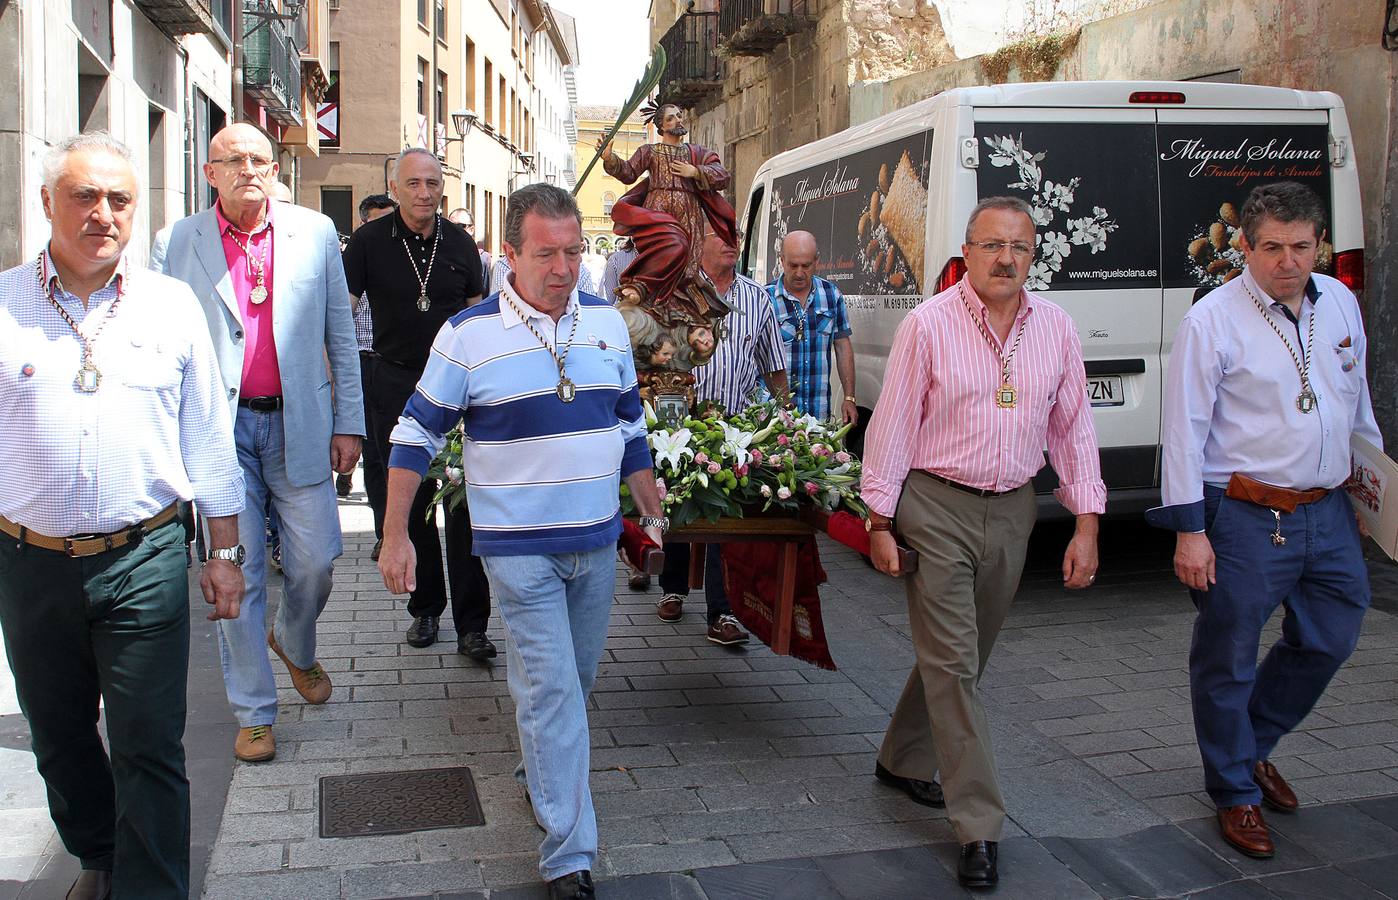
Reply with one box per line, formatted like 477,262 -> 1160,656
877,472 -> 1036,843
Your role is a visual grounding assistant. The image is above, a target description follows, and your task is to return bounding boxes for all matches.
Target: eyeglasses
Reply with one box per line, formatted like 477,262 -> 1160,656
211,155 -> 275,171
967,240 -> 1034,257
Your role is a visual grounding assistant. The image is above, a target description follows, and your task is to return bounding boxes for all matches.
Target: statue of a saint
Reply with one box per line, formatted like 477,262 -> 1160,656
597,103 -> 736,377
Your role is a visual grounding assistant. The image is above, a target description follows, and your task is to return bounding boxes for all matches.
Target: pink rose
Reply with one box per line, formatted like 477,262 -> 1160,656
777,434 -> 790,446
656,477 -> 668,500
834,451 -> 851,464
707,462 -> 721,474
804,481 -> 819,495
812,444 -> 830,457
694,452 -> 709,465
749,448 -> 764,464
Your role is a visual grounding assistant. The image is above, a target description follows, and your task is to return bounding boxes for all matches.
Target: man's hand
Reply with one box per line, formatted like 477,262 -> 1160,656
596,138 -> 613,159
670,160 -> 700,180
840,398 -> 858,426
1062,532 -> 1098,589
1174,531 -> 1215,591
331,434 -> 362,474
643,525 -> 664,546
1357,510 -> 1371,539
870,530 -> 902,577
200,559 -> 244,621
379,533 -> 417,595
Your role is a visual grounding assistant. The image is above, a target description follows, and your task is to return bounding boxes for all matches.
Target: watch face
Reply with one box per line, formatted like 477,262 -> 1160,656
234,544 -> 246,566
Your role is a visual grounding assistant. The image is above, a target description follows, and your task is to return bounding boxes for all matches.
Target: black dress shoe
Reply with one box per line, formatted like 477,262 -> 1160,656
547,869 -> 595,899
66,869 -> 111,900
405,615 -> 439,648
370,538 -> 382,562
874,761 -> 945,807
958,841 -> 998,889
458,632 -> 498,660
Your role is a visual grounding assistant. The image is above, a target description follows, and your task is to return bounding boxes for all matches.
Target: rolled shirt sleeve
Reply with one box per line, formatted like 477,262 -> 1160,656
859,313 -> 930,518
389,321 -> 469,476
1147,315 -> 1224,533
179,291 -> 245,518
1045,324 -> 1107,516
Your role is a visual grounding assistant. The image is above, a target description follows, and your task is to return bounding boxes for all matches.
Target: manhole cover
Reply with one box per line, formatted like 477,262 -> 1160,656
319,767 -> 485,837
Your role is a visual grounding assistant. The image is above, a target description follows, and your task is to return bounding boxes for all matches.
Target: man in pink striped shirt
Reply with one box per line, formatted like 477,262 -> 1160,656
861,196 -> 1105,889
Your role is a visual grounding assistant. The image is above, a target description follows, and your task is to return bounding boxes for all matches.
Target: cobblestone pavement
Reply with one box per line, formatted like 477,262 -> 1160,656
2,481 -> 1397,898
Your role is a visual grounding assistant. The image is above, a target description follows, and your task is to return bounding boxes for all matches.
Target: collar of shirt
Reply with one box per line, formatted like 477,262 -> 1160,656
1240,267 -> 1322,325
214,199 -> 273,238
39,247 -> 128,307
957,276 -> 1034,333
773,275 -> 838,318
390,208 -> 438,242
497,276 -> 578,332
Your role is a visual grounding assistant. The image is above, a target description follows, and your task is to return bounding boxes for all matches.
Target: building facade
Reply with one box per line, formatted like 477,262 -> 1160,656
572,105 -> 650,253
299,0 -> 576,255
0,0 -> 332,269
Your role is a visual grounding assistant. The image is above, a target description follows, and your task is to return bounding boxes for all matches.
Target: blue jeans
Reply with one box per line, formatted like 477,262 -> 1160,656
481,546 -> 615,881
1190,486 -> 1370,807
221,407 -> 342,726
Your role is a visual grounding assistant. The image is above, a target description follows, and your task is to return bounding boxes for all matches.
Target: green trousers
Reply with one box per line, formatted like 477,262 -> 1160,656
0,519 -> 191,899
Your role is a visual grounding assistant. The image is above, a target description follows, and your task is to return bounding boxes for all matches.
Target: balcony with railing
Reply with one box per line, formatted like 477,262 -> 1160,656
717,0 -> 816,57
134,0 -> 217,39
658,3 -> 721,108
242,1 -> 304,126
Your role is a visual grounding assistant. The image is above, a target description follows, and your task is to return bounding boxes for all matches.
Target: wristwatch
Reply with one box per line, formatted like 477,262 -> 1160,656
209,545 -> 246,567
864,518 -> 892,533
844,395 -> 856,402
639,515 -> 670,533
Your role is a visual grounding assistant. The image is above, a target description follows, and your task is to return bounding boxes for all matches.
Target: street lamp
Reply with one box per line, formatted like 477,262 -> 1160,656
450,109 -> 477,140
508,153 -> 537,193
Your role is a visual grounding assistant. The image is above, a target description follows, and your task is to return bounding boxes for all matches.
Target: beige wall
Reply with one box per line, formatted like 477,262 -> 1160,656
574,114 -> 649,248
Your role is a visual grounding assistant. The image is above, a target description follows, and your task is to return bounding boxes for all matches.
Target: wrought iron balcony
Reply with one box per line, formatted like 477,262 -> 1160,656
717,0 -> 815,57
242,1 -> 304,126
658,3 -> 721,108
134,0 -> 217,39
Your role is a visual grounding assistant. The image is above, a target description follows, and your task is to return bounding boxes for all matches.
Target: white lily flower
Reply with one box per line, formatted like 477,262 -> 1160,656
649,428 -> 694,471
718,421 -> 754,461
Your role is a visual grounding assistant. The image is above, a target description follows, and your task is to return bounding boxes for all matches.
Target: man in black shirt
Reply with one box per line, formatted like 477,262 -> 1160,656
342,148 -> 495,659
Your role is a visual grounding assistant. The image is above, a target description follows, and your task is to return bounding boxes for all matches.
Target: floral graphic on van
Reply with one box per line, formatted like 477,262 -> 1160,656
984,134 -> 1119,290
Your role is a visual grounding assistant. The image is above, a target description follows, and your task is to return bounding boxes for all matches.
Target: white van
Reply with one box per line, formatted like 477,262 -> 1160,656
737,81 -> 1365,514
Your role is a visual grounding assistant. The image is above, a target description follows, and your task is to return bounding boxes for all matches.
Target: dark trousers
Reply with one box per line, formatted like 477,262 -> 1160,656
368,356 -> 491,635
1190,486 -> 1370,807
658,543 -> 732,625
0,519 -> 190,899
360,351 -> 387,540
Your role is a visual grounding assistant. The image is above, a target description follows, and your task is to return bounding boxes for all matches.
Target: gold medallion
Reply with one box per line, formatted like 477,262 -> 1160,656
995,384 -> 1017,409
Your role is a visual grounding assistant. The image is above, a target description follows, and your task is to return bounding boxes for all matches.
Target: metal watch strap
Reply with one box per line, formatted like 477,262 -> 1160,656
639,515 -> 670,533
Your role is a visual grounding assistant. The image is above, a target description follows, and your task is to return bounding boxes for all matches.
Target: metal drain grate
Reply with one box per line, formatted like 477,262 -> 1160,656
319,767 -> 485,837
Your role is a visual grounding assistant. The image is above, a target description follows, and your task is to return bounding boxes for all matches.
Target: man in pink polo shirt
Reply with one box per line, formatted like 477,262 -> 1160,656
159,124 -> 363,764
861,196 -> 1105,889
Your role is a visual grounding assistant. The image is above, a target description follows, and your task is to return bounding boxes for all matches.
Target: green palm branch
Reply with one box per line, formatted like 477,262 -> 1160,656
573,44 -> 667,196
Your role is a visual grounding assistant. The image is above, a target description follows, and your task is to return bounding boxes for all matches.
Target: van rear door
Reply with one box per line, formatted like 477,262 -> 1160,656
1153,109 -> 1334,384
972,109 -> 1162,493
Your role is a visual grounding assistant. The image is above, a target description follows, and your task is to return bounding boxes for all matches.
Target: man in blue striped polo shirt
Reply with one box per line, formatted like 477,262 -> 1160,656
380,184 -> 664,900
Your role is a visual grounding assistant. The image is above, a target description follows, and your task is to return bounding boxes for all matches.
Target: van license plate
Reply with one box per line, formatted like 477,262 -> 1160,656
1087,376 -> 1124,407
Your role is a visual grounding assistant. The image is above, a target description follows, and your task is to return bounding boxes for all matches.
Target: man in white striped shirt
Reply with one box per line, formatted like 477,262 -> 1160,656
649,229 -> 788,644
0,133 -> 245,899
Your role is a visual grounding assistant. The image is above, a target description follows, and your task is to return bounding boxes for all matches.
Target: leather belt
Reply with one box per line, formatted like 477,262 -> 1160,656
1,504 -> 180,558
920,470 -> 1021,498
1224,473 -> 1328,514
238,395 -> 283,412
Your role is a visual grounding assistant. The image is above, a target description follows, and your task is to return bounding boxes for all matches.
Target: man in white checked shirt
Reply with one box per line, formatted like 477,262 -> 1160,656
0,133 -> 245,899
647,229 -> 788,644
861,196 -> 1104,889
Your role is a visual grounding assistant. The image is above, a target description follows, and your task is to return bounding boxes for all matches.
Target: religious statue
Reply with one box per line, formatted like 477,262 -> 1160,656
596,103 -> 738,408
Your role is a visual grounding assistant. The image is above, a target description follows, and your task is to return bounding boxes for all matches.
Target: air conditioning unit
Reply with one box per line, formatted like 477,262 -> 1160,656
327,0 -> 340,9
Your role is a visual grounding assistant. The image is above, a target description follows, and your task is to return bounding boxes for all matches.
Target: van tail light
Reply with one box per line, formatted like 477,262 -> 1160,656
1334,248 -> 1364,295
1129,91 -> 1186,104
936,257 -> 966,293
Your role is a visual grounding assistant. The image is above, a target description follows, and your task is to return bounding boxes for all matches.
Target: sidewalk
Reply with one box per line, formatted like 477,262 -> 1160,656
193,491 -> 1398,898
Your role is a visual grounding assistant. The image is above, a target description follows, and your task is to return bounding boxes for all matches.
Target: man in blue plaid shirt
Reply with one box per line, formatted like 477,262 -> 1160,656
766,231 -> 857,423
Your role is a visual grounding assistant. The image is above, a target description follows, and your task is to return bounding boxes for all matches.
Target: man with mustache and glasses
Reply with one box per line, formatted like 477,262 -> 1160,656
861,196 -> 1105,889
160,123 -> 363,764
0,133 -> 244,899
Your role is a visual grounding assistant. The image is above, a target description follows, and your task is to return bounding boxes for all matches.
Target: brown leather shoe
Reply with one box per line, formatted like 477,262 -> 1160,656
234,725 -> 276,762
268,631 -> 332,704
656,593 -> 684,622
706,614 -> 750,646
628,571 -> 652,591
65,869 -> 111,900
1253,760 -> 1299,813
1217,804 -> 1274,858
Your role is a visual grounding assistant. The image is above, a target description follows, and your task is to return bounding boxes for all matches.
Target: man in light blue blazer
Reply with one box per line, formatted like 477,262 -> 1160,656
159,123 -> 363,763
